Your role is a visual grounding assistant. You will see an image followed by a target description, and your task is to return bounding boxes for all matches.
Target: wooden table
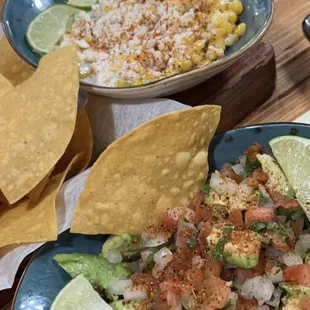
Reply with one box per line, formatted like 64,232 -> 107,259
1,0 -> 309,308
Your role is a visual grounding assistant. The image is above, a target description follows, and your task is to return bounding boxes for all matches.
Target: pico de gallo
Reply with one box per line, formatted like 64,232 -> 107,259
54,143 -> 310,310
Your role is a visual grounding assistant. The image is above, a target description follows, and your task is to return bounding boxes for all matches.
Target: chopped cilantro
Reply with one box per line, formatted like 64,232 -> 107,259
213,237 -> 226,261
250,222 -> 267,233
144,252 -> 155,272
244,157 -> 261,176
258,192 -> 269,206
203,183 -> 211,195
224,224 -> 234,235
187,238 -> 197,249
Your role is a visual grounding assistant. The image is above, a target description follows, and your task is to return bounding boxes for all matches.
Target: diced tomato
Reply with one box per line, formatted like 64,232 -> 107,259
199,221 -> 212,239
298,295 -> 310,310
228,210 -> 243,227
276,197 -> 300,209
245,207 -> 275,224
195,204 -> 212,224
201,276 -> 231,309
184,267 -> 205,290
159,212 -> 178,233
220,163 -> 242,184
246,177 -> 259,189
284,265 -> 310,286
291,218 -> 304,239
236,298 -> 258,310
252,250 -> 264,275
153,299 -> 170,310
204,261 -> 222,278
236,268 -> 254,285
159,277 -> 183,307
247,143 -> 262,162
252,168 -> 268,184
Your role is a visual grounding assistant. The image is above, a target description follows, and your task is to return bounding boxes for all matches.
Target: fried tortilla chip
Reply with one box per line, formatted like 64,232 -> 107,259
0,45 -> 79,204
26,168 -> 54,203
0,153 -> 83,248
71,105 -> 221,235
53,108 -> 93,179
0,37 -> 34,86
0,73 -> 13,97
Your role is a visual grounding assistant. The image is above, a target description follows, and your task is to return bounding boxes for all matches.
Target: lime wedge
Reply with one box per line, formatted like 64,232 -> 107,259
51,274 -> 113,310
67,0 -> 97,8
269,135 -> 310,217
26,4 -> 82,54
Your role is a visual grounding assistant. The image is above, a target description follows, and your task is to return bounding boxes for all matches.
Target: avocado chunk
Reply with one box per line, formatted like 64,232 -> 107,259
223,231 -> 261,268
110,300 -> 142,310
256,154 -> 295,200
54,253 -> 132,289
281,284 -> 310,310
102,235 -> 145,262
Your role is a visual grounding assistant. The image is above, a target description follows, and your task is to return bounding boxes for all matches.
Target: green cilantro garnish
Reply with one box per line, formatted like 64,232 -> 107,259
250,222 -> 267,233
144,252 -> 155,272
203,183 -> 211,195
244,157 -> 261,176
224,224 -> 234,235
213,237 -> 226,261
258,192 -> 269,206
187,238 -> 197,249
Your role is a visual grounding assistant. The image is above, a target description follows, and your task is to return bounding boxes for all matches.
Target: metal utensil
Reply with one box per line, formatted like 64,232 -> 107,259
303,14 -> 310,41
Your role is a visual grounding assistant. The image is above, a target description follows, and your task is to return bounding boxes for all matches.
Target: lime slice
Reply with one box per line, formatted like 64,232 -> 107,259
26,4 -> 82,54
51,274 -> 113,310
67,0 -> 97,8
269,135 -> 310,217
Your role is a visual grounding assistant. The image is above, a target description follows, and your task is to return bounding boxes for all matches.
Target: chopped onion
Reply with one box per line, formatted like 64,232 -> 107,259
106,250 -> 122,264
231,163 -> 244,175
172,303 -> 182,310
258,184 -> 275,207
141,232 -> 167,247
153,247 -> 173,270
239,181 -> 253,198
266,288 -> 281,308
192,255 -> 206,269
107,279 -> 132,296
283,252 -> 303,266
175,221 -> 196,248
239,154 -> 247,166
226,178 -> 238,196
123,289 -> 147,301
168,207 -> 195,222
295,234 -> 310,258
181,295 -> 193,309
76,39 -> 90,48
266,267 -> 284,283
241,276 -> 274,306
210,172 -> 227,195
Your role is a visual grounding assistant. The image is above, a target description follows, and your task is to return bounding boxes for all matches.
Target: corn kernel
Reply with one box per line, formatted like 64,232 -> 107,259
131,80 -> 143,86
197,12 -> 207,23
194,40 -> 206,52
235,23 -> 246,36
176,59 -> 192,72
228,0 -> 243,15
213,15 -> 225,28
224,34 -> 237,46
191,52 -> 203,65
215,38 -> 226,50
183,35 -> 196,45
116,80 -> 130,87
206,49 -> 217,61
216,27 -> 226,38
224,11 -> 238,24
217,2 -> 227,12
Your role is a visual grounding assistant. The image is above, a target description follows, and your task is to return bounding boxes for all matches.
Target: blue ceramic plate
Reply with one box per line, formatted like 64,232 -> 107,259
1,0 -> 274,98
13,123 -> 310,310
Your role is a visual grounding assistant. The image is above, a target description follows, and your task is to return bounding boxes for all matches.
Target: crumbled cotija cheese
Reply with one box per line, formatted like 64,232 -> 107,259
60,0 -> 246,87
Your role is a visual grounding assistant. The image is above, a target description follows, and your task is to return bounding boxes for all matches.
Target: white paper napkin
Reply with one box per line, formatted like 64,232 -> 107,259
0,98 -> 189,291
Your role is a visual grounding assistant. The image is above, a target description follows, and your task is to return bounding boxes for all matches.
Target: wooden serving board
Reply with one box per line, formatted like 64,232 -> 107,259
171,42 -> 276,131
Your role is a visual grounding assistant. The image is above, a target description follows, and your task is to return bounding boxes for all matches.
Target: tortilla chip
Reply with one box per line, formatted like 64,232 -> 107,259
0,153 -> 83,248
0,73 -> 14,97
0,45 -> 79,204
53,108 -> 93,179
0,37 -> 34,86
26,168 -> 54,203
71,105 -> 221,235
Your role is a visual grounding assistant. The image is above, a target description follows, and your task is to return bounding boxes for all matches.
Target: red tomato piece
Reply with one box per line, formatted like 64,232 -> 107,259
284,265 -> 310,286
229,209 -> 243,227
245,207 -> 275,224
236,268 -> 254,285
